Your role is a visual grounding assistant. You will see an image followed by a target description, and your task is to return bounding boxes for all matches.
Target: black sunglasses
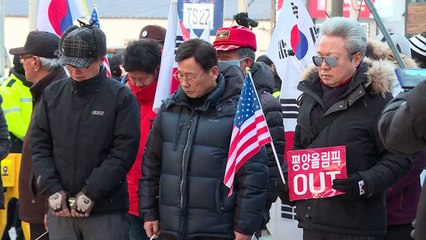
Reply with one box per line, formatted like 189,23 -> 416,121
312,52 -> 358,68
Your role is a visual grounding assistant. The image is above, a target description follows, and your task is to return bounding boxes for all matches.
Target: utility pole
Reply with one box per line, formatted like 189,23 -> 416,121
326,0 -> 343,17
238,0 -> 247,13
28,0 -> 39,31
271,0 -> 276,32
0,0 -> 5,77
349,0 -> 361,19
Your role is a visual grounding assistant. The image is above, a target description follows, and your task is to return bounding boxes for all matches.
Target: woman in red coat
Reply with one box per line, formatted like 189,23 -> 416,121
123,40 -> 161,240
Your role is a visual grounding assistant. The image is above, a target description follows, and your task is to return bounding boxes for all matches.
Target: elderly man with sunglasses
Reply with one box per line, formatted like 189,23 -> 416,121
288,17 -> 412,240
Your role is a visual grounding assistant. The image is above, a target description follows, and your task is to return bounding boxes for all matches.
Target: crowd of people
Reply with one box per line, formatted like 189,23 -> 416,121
0,15 -> 425,240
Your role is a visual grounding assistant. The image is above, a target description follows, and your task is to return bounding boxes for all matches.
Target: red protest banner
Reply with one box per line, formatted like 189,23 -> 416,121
288,145 -> 347,201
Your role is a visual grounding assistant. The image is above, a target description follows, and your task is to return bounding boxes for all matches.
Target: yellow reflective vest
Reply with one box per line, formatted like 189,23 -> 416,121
0,73 -> 32,140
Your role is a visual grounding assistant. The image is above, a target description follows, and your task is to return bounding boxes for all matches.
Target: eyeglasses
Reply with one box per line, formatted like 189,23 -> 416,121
173,71 -> 206,84
312,52 -> 358,68
19,54 -> 34,63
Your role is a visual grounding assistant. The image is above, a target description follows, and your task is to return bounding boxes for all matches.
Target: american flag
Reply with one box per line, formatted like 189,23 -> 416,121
89,6 -> 111,77
224,72 -> 272,196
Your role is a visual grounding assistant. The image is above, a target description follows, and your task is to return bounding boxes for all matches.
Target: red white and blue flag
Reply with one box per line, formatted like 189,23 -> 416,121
37,0 -> 87,36
89,6 -> 111,77
224,72 -> 271,196
266,0 -> 317,160
265,0 -> 317,237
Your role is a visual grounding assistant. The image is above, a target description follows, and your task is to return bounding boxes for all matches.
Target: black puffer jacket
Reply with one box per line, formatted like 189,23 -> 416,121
251,62 -> 285,210
293,59 -> 412,237
139,70 -> 269,239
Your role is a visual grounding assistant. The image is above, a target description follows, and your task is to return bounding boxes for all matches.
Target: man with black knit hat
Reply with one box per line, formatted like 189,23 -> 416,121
409,31 -> 426,68
31,25 -> 140,239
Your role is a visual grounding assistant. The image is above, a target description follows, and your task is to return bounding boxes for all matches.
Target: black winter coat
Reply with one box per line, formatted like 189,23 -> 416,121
293,60 -> 412,237
251,62 -> 285,210
19,67 -> 67,223
139,71 -> 269,239
31,68 -> 140,214
379,81 -> 426,240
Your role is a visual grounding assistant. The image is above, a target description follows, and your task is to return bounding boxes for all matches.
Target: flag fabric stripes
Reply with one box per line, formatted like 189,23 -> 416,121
89,6 -> 111,77
224,72 -> 272,196
153,0 -> 182,112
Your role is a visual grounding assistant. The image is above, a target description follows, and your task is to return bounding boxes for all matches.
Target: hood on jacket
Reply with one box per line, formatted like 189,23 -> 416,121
300,56 -> 398,97
366,40 -> 419,68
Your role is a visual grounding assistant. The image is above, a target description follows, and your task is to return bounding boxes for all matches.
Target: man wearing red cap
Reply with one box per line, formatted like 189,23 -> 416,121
213,25 -> 286,236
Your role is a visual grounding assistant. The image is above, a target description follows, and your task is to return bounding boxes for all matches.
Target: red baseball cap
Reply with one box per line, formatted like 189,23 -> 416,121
213,25 -> 257,52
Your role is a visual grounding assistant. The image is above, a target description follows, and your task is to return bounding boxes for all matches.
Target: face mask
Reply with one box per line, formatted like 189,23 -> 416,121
218,58 -> 245,70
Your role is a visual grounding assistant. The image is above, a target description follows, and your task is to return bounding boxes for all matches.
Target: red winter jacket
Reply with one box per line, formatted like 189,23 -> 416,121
126,79 -> 157,216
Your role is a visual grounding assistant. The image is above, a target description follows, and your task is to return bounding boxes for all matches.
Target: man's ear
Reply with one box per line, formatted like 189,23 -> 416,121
211,65 -> 219,79
353,52 -> 362,67
33,56 -> 40,72
244,57 -> 253,68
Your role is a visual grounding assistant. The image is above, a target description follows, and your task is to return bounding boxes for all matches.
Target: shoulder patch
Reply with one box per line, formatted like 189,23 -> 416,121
6,79 -> 16,87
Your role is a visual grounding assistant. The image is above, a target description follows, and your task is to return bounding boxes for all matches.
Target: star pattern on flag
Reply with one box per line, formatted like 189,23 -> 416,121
90,8 -> 100,28
235,79 -> 261,128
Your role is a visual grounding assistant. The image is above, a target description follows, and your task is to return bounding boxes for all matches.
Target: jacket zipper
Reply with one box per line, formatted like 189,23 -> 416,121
180,119 -> 192,210
174,122 -> 183,151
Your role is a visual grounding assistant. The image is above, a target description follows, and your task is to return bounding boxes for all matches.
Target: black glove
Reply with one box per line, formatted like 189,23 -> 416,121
48,190 -> 69,213
276,175 -> 294,206
332,174 -> 366,198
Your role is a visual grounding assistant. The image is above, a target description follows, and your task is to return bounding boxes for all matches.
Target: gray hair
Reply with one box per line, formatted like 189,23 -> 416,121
39,57 -> 62,71
320,17 -> 367,57
236,47 -> 256,62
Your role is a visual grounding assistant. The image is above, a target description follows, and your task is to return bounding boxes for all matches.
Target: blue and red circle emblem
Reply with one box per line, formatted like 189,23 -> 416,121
290,25 -> 309,60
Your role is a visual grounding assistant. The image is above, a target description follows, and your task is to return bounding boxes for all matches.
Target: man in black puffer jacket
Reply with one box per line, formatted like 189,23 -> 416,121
139,39 -> 268,240
213,26 -> 285,233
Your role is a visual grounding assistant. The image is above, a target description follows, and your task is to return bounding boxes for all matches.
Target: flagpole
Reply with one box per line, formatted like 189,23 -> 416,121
269,140 -> 286,184
245,68 -> 286,185
364,0 -> 406,68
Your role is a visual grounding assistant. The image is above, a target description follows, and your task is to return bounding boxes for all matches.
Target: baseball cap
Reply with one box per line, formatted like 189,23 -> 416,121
409,33 -> 426,57
213,25 -> 257,52
139,25 -> 166,44
59,26 -> 107,68
9,31 -> 60,58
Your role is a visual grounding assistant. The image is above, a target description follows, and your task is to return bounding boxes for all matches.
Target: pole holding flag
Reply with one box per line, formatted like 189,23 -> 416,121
224,69 -> 281,196
88,4 -> 111,77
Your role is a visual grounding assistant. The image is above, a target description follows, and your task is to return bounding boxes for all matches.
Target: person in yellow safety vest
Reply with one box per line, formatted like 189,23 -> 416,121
0,55 -> 29,240
0,55 -> 32,153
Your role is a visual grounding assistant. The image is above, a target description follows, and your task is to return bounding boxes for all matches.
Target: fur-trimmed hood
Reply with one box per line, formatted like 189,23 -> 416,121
300,56 -> 398,96
366,40 -> 419,68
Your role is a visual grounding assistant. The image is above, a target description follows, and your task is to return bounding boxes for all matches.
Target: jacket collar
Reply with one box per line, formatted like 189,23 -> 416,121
69,66 -> 106,96
31,67 -> 67,102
